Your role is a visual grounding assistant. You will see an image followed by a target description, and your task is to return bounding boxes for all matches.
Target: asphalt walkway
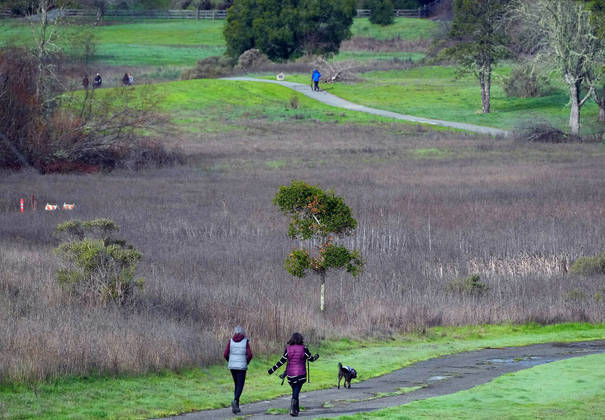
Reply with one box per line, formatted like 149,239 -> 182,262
224,77 -> 510,137
165,340 -> 605,420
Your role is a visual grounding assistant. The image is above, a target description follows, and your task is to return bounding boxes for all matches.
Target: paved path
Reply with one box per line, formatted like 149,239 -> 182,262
224,77 -> 510,137
166,340 -> 605,420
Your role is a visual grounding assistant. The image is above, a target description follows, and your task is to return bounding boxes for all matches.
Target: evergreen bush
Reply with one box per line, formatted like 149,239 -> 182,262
54,219 -> 143,305
368,0 -> 394,25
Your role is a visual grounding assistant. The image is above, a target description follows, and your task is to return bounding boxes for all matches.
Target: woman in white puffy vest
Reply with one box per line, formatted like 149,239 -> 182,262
223,325 -> 253,414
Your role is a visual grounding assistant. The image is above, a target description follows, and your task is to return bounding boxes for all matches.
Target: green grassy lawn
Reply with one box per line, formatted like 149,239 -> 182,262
331,352 -> 605,420
1,323 -> 603,419
0,19 -> 225,67
0,17 -> 435,68
351,17 -> 438,40
332,51 -> 425,62
149,79 -> 412,132
327,66 -> 602,134
92,20 -> 224,46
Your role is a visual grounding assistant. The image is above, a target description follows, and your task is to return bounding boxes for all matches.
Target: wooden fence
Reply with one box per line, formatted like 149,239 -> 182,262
60,9 -> 227,19
358,0 -> 443,18
8,0 -> 442,21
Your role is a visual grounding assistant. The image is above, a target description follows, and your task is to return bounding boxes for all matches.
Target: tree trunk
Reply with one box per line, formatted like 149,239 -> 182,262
568,78 -> 581,135
319,271 -> 326,312
479,65 -> 491,114
95,7 -> 104,26
599,86 -> 605,123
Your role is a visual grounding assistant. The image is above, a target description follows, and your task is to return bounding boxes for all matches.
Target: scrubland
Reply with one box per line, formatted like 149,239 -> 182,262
2,119 -> 605,383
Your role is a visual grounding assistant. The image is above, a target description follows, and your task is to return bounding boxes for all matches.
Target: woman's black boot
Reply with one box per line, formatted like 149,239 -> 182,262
290,398 -> 298,416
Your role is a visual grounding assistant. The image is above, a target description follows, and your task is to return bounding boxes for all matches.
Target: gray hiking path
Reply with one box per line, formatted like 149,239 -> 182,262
224,77 -> 510,137
166,340 -> 605,420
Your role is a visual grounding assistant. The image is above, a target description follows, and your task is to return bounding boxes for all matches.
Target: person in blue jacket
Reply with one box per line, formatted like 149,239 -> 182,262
312,69 -> 321,91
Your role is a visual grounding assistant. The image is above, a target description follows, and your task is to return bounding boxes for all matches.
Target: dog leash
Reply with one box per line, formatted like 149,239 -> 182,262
307,359 -> 310,383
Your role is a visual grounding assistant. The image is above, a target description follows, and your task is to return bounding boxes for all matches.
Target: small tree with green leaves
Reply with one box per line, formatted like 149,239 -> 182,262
54,219 -> 143,306
273,180 -> 364,312
368,0 -> 394,26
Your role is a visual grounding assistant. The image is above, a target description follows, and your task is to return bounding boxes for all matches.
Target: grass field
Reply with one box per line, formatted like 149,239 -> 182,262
1,323 -> 603,419
0,17 -> 435,69
327,66 -> 602,134
351,17 -> 438,40
154,79 -> 415,132
242,67 -> 602,134
332,352 -> 605,420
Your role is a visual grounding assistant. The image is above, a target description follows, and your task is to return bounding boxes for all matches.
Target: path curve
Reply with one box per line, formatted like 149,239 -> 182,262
224,77 -> 510,137
166,340 -> 605,420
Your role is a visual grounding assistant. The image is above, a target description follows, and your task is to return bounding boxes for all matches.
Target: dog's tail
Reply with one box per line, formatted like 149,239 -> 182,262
338,362 -> 342,371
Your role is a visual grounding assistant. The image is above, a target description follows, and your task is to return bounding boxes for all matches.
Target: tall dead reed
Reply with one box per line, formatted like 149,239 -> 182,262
1,123 -> 605,382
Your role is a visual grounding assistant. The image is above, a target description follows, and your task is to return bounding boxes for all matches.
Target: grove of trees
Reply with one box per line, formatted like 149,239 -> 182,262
447,0 -> 604,133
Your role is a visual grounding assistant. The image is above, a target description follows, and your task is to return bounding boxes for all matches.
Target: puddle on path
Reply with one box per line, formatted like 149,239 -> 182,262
427,376 -> 450,381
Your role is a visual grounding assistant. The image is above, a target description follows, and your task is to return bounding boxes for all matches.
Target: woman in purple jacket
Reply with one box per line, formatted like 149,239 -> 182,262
267,332 -> 319,417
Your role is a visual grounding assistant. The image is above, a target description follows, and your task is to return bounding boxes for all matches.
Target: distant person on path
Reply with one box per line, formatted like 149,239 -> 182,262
82,75 -> 89,90
224,325 -> 253,414
122,73 -> 130,86
312,69 -> 321,91
268,332 -> 319,417
128,73 -> 134,85
93,73 -> 102,88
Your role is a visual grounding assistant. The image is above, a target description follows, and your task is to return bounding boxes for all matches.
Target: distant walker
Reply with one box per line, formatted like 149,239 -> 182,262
312,69 -> 321,91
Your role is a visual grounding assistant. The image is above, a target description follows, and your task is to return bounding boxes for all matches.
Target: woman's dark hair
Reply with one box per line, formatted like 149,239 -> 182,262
287,332 -> 304,345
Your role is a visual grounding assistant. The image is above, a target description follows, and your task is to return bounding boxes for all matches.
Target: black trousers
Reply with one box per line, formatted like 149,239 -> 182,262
230,369 -> 246,403
290,380 -> 304,399
313,81 -> 319,91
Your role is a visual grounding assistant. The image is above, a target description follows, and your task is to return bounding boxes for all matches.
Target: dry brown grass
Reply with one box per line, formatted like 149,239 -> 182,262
1,121 -> 605,382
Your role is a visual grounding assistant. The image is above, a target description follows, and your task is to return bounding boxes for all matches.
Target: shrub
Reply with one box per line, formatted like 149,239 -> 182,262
503,64 -> 553,98
182,55 -> 235,79
237,48 -> 269,70
54,219 -> 144,305
368,0 -> 395,26
447,274 -> 488,296
289,95 -> 300,109
570,252 -> 605,275
514,122 -> 582,143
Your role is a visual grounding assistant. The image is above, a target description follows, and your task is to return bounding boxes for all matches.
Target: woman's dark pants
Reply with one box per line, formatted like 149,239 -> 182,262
230,369 -> 246,403
290,381 -> 303,399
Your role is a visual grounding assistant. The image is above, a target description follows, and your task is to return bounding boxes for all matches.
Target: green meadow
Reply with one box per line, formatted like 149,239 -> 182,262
351,17 -> 438,40
332,352 -> 605,420
1,323 -> 603,419
261,66 -> 601,134
327,66 -> 602,132
0,17 -> 436,68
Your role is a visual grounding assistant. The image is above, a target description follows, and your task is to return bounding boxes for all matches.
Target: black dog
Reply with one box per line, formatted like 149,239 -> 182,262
337,362 -> 357,389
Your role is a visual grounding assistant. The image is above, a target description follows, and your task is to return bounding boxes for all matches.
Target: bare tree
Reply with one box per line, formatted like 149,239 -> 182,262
79,0 -> 138,25
515,0 -> 602,134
